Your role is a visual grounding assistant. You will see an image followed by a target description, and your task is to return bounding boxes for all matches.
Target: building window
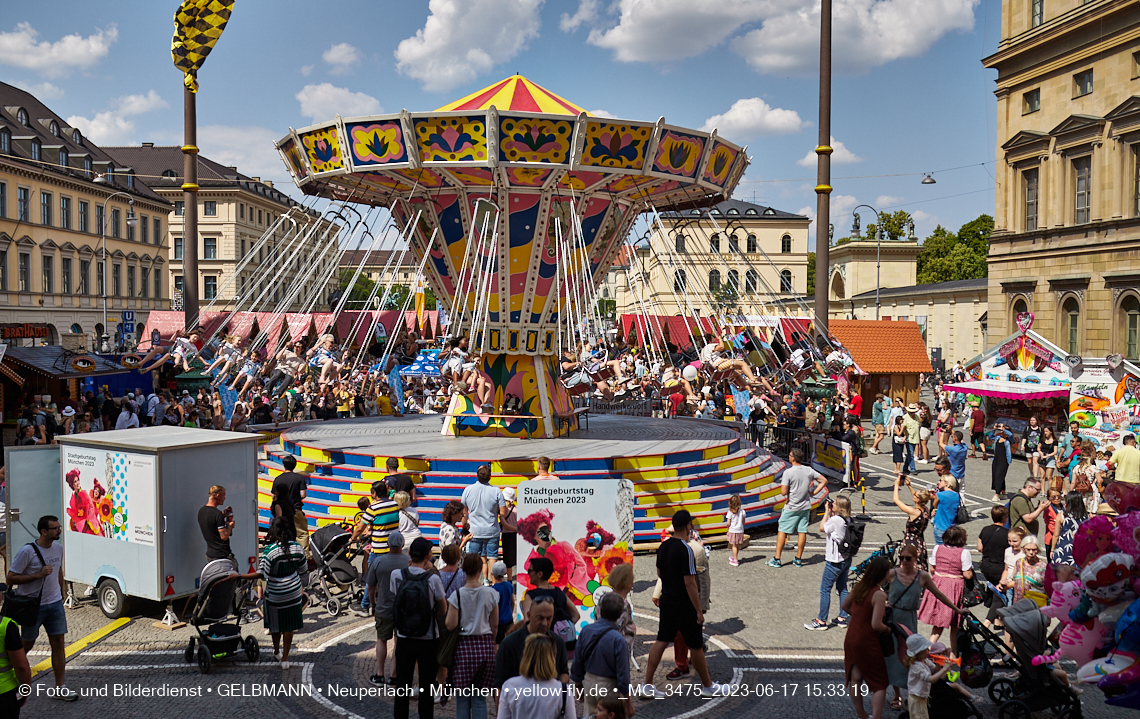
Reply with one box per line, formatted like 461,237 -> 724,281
95,205 -> 104,235
83,157 -> 91,174
203,201 -> 217,216
710,234 -> 720,252
112,264 -> 121,296
240,204 -> 244,219
60,196 -> 71,230
79,260 -> 89,295
745,269 -> 758,294
154,269 -> 161,298
72,129 -> 82,145
728,235 -> 739,253
174,237 -> 184,260
16,109 -> 27,126
0,251 -> 6,290
1074,156 -> 1092,224
61,258 -> 71,294
258,209 -> 263,224
41,255 -> 52,293
673,269 -> 687,292
781,235 -> 792,253
1074,69 -> 1093,97
780,269 -> 793,292
17,253 -> 28,292
17,188 -> 29,221
675,235 -> 685,253
240,239 -> 246,257
204,237 -> 217,259
204,275 -> 217,299
126,172 -> 134,190
747,234 -> 757,253
40,191 -> 52,226
97,261 -> 104,297
1031,0 -> 1044,27
79,201 -> 89,233
1064,297 -> 1080,353
111,208 -> 121,238
140,215 -> 148,244
0,128 -> 8,154
1024,168 -> 1039,231
727,269 -> 739,293
127,266 -> 135,297
153,218 -> 161,244
1135,147 -> 1140,217
162,169 -> 176,178
1013,297 -> 1028,316
174,201 -> 184,216
0,182 -> 5,218
30,139 -> 40,162
1125,296 -> 1140,360
141,267 -> 149,298
59,148 -> 68,167
1023,89 -> 1040,114
708,269 -> 721,292
49,120 -> 58,137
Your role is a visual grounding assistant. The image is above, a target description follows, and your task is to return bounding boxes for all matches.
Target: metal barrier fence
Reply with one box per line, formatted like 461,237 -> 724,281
765,425 -> 816,463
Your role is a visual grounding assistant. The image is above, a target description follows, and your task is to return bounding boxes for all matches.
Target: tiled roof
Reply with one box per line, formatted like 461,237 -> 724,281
828,320 -> 933,374
849,278 -> 987,300
339,249 -> 416,267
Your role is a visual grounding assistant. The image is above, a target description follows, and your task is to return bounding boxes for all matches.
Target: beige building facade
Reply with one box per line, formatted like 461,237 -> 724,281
983,0 -> 1140,359
826,238 -> 921,305
613,199 -> 811,319
0,83 -> 171,350
105,145 -> 337,314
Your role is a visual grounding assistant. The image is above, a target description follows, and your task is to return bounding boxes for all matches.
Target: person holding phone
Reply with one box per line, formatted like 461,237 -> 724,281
199,485 -> 236,569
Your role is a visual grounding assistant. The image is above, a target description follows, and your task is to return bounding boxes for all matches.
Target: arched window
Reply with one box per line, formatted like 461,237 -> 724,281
1124,295 -> 1140,360
727,208 -> 739,216
673,269 -> 687,292
780,270 -> 793,293
727,269 -> 739,293
72,129 -> 82,146
709,233 -> 720,252
1063,297 -> 1080,354
70,323 -> 82,334
745,269 -> 759,294
49,120 -> 59,137
747,234 -> 757,253
745,208 -> 758,216
675,234 -> 686,253
30,139 -> 41,162
1013,298 -> 1028,315
709,269 -> 721,292
16,108 -> 28,126
781,234 -> 792,253
162,169 -> 177,178
728,234 -> 739,252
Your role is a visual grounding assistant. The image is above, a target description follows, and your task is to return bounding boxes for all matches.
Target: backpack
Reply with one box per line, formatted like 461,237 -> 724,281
41,412 -> 58,443
393,569 -> 435,638
838,516 -> 865,560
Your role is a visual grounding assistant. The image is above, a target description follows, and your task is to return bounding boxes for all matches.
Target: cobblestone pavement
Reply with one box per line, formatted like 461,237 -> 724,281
18,402 -> 1139,718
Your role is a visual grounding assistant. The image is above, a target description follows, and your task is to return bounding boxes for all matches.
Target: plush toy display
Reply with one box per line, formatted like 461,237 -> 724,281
1033,580 -> 1107,667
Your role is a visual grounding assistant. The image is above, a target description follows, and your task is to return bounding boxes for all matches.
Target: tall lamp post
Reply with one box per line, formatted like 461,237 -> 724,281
91,179 -> 137,352
813,0 -> 833,331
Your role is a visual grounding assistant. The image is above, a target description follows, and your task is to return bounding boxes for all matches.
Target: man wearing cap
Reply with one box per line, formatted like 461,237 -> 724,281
640,510 -> 728,699
365,531 -> 410,687
903,403 -> 921,474
390,537 -> 447,719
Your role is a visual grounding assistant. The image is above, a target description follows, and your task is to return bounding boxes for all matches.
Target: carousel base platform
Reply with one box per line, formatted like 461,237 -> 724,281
260,414 -> 814,547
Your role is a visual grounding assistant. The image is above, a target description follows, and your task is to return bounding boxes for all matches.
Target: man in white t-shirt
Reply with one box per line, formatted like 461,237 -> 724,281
7,514 -> 74,700
461,465 -> 510,582
769,448 -> 828,568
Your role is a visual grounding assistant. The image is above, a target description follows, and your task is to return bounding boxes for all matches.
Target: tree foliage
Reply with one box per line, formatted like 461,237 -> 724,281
339,269 -> 438,310
863,210 -> 911,242
807,251 -> 816,295
915,214 -> 992,285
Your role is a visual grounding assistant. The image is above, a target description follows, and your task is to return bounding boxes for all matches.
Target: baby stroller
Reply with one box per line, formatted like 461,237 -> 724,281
184,559 -> 259,674
308,523 -> 364,616
887,621 -> 982,719
983,599 -> 1083,719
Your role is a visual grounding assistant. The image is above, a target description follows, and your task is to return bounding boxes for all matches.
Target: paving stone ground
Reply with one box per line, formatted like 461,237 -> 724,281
18,392 -> 1139,718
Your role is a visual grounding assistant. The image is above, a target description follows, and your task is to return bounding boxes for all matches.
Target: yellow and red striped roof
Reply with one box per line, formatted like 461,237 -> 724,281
435,75 -> 588,116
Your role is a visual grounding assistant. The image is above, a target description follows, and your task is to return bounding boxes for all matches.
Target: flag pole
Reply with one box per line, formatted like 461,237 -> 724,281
182,83 -> 200,331
813,0 -> 833,332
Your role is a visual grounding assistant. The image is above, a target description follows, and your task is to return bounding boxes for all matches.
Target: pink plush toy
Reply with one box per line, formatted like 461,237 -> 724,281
1032,580 -> 1107,667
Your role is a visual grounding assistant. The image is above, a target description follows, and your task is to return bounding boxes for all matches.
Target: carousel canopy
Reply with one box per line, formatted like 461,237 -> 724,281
435,75 -> 587,115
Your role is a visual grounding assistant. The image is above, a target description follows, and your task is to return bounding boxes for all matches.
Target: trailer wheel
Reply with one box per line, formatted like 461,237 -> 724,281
197,645 -> 212,674
184,638 -> 196,663
97,578 -> 131,619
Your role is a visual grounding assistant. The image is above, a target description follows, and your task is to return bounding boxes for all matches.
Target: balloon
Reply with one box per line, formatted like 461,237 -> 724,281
682,365 -> 698,382
1107,483 -> 1140,516
1078,652 -> 1137,684
1073,515 -> 1119,568
1117,511 -> 1140,561
1033,580 -> 1107,666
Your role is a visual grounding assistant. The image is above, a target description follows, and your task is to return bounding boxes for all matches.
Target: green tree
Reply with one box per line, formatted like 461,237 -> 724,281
915,214 -> 992,284
713,284 -> 740,312
863,210 -> 912,242
807,251 -> 816,295
384,284 -> 410,310
339,269 -> 377,304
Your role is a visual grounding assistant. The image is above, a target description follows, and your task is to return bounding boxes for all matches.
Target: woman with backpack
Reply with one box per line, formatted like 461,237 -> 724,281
445,552 -> 499,719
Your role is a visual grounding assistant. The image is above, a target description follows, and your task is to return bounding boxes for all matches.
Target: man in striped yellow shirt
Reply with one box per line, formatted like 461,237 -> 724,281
351,481 -> 400,614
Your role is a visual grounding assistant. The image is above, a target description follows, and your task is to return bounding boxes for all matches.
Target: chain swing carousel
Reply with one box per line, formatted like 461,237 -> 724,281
263,76 -> 825,548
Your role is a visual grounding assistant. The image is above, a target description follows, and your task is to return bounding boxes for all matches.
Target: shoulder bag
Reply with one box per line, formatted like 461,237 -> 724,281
955,491 -> 970,526
2,543 -> 48,627
437,587 -> 463,668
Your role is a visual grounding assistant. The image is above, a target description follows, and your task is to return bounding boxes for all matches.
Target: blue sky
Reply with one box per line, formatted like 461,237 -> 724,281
1,0 -> 1001,249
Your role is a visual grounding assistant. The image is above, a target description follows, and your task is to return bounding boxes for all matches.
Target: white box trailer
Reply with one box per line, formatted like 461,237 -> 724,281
38,427 -> 259,618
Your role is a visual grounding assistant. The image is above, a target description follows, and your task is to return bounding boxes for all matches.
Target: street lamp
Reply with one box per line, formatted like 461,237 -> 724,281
92,177 -> 136,352
850,203 -> 883,320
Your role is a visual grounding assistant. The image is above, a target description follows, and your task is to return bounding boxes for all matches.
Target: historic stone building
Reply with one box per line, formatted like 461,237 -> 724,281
983,0 -> 1140,359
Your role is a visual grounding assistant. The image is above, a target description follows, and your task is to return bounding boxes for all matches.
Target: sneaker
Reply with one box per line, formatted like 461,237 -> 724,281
767,558 -> 782,568
353,607 -> 371,617
916,459 -> 928,465
281,660 -> 290,670
699,683 -> 729,697
638,683 -> 667,700
666,667 -> 690,680
835,617 -> 849,627
54,685 -> 78,702
793,558 -> 804,568
728,558 -> 739,567
992,494 -> 1002,502
804,619 -> 828,631
369,675 -> 385,687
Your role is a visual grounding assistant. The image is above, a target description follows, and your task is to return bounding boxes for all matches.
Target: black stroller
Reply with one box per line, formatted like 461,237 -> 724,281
971,599 -> 1083,719
184,559 -> 259,674
887,620 -> 983,719
307,523 -> 364,616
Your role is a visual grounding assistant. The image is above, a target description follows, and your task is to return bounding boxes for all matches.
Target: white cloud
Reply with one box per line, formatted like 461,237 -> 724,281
875,195 -> 903,207
701,97 -> 805,138
732,0 -> 978,76
0,22 -> 117,78
66,90 -> 168,146
199,125 -> 293,184
797,136 -> 862,167
395,0 -> 543,92
323,43 -> 362,75
588,0 -> 771,63
15,81 -> 63,100
588,108 -> 615,118
797,206 -> 815,221
295,83 -> 382,120
911,209 -> 936,236
301,64 -> 314,77
830,194 -> 859,220
561,0 -> 599,32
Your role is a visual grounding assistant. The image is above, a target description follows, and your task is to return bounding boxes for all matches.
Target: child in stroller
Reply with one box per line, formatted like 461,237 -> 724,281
308,523 -> 364,616
184,558 -> 260,674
